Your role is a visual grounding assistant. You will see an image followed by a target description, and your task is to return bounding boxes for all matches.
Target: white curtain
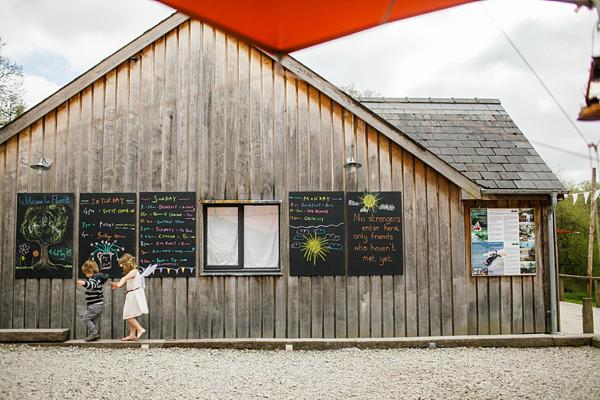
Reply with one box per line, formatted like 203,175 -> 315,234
243,205 -> 279,268
206,207 -> 239,265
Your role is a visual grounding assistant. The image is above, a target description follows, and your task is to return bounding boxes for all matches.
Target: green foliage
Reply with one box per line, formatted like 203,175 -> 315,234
556,178 -> 600,278
0,38 -> 26,127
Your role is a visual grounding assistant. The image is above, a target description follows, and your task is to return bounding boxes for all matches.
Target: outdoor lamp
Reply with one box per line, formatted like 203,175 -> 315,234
343,157 -> 362,173
578,56 -> 600,121
30,158 -> 52,175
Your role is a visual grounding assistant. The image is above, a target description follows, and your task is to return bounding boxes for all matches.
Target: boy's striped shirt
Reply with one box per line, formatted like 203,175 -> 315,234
83,273 -> 109,305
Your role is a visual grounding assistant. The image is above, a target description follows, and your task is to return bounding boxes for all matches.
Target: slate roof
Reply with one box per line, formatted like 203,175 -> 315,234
359,97 -> 565,193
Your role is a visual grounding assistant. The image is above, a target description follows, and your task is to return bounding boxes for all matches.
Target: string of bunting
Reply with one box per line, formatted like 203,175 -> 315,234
566,191 -> 600,205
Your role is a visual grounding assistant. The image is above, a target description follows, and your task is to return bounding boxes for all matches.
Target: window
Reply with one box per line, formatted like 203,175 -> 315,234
203,203 -> 280,274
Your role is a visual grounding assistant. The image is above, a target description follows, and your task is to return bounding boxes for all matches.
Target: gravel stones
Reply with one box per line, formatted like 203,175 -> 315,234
1,345 -> 599,399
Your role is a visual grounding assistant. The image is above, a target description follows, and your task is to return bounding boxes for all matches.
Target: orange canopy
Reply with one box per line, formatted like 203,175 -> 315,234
158,0 -> 476,54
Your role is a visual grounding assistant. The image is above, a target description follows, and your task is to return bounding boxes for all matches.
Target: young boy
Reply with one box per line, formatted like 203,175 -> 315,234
76,260 -> 109,341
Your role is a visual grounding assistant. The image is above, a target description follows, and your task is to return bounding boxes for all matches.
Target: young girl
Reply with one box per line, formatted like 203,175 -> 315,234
110,253 -> 148,341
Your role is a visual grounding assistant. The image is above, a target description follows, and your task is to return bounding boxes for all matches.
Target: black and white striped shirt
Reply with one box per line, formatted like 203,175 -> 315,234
83,273 -> 109,305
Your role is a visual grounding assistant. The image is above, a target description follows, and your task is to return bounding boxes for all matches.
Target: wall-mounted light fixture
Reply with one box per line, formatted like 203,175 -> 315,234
30,158 -> 52,175
343,157 -> 362,173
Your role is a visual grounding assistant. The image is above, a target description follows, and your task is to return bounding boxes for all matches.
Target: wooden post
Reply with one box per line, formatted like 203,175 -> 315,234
584,167 -> 596,333
559,276 -> 564,301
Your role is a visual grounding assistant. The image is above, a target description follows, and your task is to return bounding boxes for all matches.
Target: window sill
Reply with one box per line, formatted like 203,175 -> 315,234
201,269 -> 282,277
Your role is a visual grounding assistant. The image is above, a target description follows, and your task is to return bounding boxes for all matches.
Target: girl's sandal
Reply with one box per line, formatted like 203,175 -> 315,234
135,328 -> 146,340
121,335 -> 135,341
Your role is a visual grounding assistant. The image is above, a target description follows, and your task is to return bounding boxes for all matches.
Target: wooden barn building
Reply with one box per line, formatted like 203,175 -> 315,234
0,13 -> 566,340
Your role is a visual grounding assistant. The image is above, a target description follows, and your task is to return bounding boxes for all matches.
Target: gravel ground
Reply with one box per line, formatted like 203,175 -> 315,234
1,344 -> 599,399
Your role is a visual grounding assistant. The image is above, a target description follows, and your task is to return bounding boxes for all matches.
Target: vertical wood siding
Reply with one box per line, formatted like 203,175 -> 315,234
0,20 -> 549,338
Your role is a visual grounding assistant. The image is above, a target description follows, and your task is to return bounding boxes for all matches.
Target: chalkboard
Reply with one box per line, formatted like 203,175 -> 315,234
289,191 -> 345,276
347,191 -> 403,276
79,193 -> 137,279
16,193 -> 74,279
139,192 -> 196,277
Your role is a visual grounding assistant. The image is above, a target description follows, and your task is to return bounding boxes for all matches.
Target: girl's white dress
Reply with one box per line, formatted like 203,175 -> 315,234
123,269 -> 148,319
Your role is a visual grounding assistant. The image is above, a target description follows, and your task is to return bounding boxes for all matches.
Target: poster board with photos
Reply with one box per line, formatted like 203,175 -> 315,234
139,192 -> 197,277
79,193 -> 137,279
16,193 -> 74,279
288,191 -> 345,276
470,208 -> 536,276
346,191 -> 403,276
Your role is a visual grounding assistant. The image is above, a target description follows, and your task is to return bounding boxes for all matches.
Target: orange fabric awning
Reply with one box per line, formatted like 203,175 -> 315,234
158,0 -> 476,54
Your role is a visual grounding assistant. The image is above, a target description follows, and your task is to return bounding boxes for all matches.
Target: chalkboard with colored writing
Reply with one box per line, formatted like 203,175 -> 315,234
289,191 -> 345,276
16,193 -> 74,279
79,193 -> 137,279
139,192 -> 196,277
347,191 -> 403,276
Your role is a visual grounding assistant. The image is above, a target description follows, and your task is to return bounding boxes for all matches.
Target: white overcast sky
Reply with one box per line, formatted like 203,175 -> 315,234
1,0 -> 599,184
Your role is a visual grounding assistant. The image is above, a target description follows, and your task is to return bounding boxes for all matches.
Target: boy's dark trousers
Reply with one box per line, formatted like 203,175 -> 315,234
83,303 -> 103,336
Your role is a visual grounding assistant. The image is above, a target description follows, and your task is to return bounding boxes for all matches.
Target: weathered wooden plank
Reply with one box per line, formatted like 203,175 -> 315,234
187,277 -> 199,339
176,21 -> 190,191
415,159 -> 429,336
358,276 -> 370,338
114,63 -> 129,192
311,276 -> 323,338
382,276 -> 394,337
112,279 -> 125,339
426,167 -> 441,337
13,279 -> 25,329
335,275 -> 347,338
262,276 -> 275,338
287,276 -> 299,338
498,200 -> 512,334
370,276 -> 382,338
489,277 -> 501,335
523,275 -> 534,333
512,276 -> 524,334
224,276 -> 236,338
91,78 -> 105,189
323,276 -> 335,338
261,54 -> 274,198
212,276 -> 224,338
320,94 -> 332,190
450,184 -> 467,335
213,31 -> 226,198
101,278 -> 112,339
238,277 -> 250,338
188,20 -> 202,194
50,279 -> 63,329
438,177 -> 452,336
249,47 -> 262,199
163,31 -> 178,191
533,202 -> 547,332
200,24 -> 215,199
225,35 -> 238,199
477,277 -> 489,335
309,86 -> 320,190
125,58 -> 140,191
299,276 -> 310,338
102,69 -> 116,191
355,120 -> 368,192
297,82 -> 309,191
54,102 -> 69,191
249,277 -> 261,338
24,279 -> 38,329
391,144 -> 405,337
343,110 -> 357,192
149,278 -> 161,339
151,37 -> 166,190
199,277 -> 212,338
175,278 -> 188,339
237,42 -> 250,200
38,280 -> 50,328
403,151 -> 417,337
275,276 -> 286,338
346,275 -> 359,338
1,138 -> 16,328
466,200 -> 478,336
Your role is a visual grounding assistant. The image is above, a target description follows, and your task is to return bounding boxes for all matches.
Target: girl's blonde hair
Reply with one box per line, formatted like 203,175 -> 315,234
118,253 -> 137,273
81,259 -> 99,275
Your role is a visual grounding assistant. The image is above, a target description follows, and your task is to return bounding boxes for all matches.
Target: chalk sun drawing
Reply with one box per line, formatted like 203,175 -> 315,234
359,192 -> 383,213
301,232 -> 330,265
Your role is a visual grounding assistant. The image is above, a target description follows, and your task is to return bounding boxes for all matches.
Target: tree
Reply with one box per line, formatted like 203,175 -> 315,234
20,204 -> 69,270
0,38 -> 26,127
339,82 -> 381,99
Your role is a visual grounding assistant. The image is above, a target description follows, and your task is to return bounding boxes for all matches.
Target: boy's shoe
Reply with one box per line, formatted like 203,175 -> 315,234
85,333 -> 99,342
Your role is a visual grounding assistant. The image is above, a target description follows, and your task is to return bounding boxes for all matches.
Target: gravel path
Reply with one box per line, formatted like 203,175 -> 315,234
1,344 -> 599,399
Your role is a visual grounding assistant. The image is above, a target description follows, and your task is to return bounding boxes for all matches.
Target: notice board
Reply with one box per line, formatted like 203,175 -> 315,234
139,192 -> 196,277
289,191 -> 345,276
79,193 -> 137,279
346,191 -> 403,276
16,193 -> 74,279
470,208 -> 536,276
